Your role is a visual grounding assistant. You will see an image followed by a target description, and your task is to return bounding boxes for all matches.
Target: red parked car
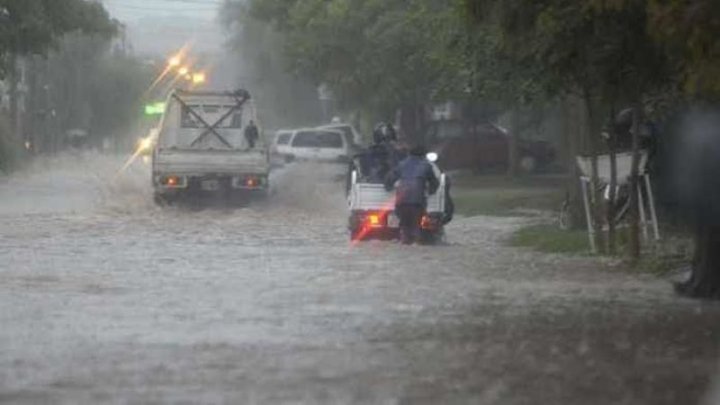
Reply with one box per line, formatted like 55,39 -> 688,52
425,120 -> 555,172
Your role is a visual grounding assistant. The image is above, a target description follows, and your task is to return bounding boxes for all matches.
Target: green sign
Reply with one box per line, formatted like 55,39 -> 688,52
144,102 -> 166,116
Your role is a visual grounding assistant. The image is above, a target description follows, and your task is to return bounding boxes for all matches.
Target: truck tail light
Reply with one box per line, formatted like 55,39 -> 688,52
161,175 -> 183,187
365,212 -> 385,228
368,214 -> 380,226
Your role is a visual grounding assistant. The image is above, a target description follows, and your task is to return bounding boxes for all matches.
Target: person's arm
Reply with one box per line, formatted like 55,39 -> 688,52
384,166 -> 400,191
346,159 -> 356,196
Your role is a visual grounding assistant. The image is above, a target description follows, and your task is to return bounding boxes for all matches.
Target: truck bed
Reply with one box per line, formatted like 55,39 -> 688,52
348,173 -> 445,214
154,149 -> 270,175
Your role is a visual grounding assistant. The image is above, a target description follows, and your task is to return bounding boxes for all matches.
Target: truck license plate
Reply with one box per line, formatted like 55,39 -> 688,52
388,214 -> 400,228
201,179 -> 220,191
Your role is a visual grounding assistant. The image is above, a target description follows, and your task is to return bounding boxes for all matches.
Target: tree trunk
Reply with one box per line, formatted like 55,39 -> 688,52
399,104 -> 418,144
398,102 -> 426,146
563,95 -> 586,229
628,103 -> 642,261
25,57 -> 38,155
8,54 -> 19,142
507,110 -> 519,177
675,223 -> 720,299
584,91 -> 604,253
607,107 -> 618,255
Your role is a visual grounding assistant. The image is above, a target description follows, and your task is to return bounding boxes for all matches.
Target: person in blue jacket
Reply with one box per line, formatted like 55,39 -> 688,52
385,144 -> 440,244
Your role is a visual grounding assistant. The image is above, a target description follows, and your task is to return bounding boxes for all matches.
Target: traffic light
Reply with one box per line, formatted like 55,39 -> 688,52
144,102 -> 165,116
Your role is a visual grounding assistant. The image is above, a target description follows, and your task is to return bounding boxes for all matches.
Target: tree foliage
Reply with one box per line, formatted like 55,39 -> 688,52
0,0 -> 117,77
235,0 -> 461,120
647,0 -> 720,99
42,33 -> 153,143
220,1 -> 322,127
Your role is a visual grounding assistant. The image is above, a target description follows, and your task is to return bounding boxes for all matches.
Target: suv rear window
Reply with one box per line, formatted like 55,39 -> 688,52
276,133 -> 292,145
291,132 -> 318,147
316,132 -> 343,148
291,131 -> 344,148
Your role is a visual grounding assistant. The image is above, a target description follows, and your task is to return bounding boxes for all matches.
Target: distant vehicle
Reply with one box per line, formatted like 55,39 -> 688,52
317,123 -> 363,146
64,128 -> 91,150
270,129 -> 295,164
426,121 -> 555,172
273,128 -> 357,163
271,129 -> 297,162
151,89 -> 270,204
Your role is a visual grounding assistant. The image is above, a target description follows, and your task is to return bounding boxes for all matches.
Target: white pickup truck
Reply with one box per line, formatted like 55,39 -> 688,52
347,165 -> 447,243
151,89 -> 270,204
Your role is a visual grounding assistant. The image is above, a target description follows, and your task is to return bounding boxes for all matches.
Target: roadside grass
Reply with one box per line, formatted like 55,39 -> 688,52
508,224 -> 590,254
451,174 -> 692,272
452,174 -> 566,217
507,222 -> 693,275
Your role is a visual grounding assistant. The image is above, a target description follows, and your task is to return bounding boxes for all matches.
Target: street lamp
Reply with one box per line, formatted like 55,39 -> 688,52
168,56 -> 181,68
178,66 -> 189,76
192,72 -> 206,84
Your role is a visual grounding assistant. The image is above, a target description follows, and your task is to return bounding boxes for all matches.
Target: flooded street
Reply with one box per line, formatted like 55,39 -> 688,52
1,154 -> 720,404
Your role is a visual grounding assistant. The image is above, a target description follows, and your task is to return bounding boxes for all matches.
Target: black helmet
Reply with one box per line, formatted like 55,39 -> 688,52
385,123 -> 397,142
373,123 -> 387,144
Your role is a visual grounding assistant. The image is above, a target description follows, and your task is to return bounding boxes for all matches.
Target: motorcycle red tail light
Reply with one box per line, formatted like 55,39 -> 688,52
368,214 -> 380,226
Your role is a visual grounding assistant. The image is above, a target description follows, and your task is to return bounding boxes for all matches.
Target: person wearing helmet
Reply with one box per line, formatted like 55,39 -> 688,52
385,144 -> 440,244
345,123 -> 391,194
372,122 -> 388,143
384,123 -> 398,142
344,123 -> 403,193
244,120 -> 259,149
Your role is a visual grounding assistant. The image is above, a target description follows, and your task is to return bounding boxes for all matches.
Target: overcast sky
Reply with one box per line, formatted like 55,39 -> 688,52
101,0 -> 226,55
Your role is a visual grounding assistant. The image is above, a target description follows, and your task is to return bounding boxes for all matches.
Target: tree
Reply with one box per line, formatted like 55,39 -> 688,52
647,0 -> 720,298
0,0 -> 116,139
463,0 -> 672,256
220,2 -> 322,128
237,0 -> 458,140
451,12 -> 558,176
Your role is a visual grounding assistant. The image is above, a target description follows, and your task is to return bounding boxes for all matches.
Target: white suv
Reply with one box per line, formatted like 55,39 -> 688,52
273,128 -> 355,163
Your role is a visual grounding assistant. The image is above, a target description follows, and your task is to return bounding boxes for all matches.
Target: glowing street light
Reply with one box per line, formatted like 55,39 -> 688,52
192,72 -> 206,84
168,56 -> 181,68
178,66 -> 189,76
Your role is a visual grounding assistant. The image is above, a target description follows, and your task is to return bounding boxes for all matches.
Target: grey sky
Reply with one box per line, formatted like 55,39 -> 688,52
101,0 -> 226,55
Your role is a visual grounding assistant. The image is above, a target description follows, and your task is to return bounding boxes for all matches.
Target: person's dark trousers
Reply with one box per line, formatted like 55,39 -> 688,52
396,203 -> 425,244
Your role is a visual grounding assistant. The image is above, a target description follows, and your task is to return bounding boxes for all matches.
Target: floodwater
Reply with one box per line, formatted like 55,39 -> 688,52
1,153 -> 719,404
